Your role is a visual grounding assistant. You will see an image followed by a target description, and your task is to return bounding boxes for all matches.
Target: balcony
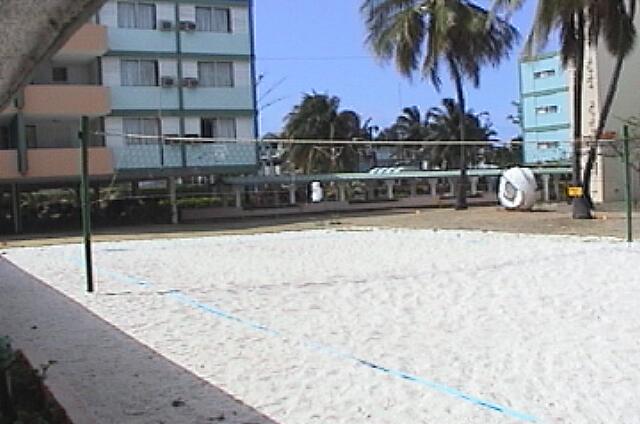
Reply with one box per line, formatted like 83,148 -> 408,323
55,24 -> 108,62
23,85 -> 111,117
108,28 -> 177,53
110,86 -> 179,111
181,32 -> 251,56
183,87 -> 253,111
112,142 -> 257,172
0,148 -> 114,181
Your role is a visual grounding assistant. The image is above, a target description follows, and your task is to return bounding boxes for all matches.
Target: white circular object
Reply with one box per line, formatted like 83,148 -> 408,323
310,181 -> 323,203
498,167 -> 538,210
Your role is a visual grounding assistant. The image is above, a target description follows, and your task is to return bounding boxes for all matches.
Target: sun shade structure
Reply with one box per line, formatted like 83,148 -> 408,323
0,0 -> 107,111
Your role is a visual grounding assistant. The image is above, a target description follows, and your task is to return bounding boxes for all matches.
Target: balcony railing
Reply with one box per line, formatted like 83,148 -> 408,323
112,142 -> 257,171
0,148 -> 113,181
23,85 -> 111,117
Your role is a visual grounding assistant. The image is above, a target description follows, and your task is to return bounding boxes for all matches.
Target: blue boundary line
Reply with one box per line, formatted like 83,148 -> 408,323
68,254 -> 538,422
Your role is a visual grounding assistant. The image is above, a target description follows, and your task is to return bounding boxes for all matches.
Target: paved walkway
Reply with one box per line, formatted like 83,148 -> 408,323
0,257 -> 277,424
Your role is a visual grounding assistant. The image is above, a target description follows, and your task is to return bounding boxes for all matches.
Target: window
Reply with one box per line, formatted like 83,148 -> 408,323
52,67 -> 68,83
123,118 -> 160,144
121,60 -> 158,86
195,7 -> 231,32
533,69 -> 556,79
198,62 -> 234,87
118,2 -> 156,30
537,142 -> 559,150
535,105 -> 558,115
201,118 -> 236,139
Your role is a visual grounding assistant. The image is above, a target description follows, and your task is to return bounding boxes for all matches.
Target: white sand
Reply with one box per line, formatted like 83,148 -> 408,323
4,229 -> 640,423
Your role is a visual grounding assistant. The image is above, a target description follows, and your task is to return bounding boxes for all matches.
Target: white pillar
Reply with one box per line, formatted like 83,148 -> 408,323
338,183 -> 347,202
385,180 -> 395,200
168,177 -> 178,224
289,184 -> 297,205
542,174 -> 551,203
234,185 -> 243,209
470,177 -> 479,196
429,179 -> 438,199
410,180 -> 418,197
448,178 -> 456,196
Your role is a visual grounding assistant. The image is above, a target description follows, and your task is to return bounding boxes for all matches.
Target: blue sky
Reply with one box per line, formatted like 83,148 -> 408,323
254,0 -> 539,141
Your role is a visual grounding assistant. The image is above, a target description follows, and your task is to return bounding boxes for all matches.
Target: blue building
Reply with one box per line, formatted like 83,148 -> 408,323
0,0 -> 258,231
99,0 -> 258,175
519,53 -> 573,165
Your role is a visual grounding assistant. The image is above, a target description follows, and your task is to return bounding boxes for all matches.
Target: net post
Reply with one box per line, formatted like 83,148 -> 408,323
80,116 -> 94,292
623,126 -> 633,243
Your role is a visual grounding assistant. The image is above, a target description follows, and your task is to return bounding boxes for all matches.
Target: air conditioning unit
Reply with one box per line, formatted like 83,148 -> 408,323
159,20 -> 174,31
160,76 -> 175,87
182,77 -> 199,88
179,21 -> 197,32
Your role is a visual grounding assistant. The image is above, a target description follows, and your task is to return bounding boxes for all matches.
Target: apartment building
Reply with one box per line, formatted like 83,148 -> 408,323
1,0 -> 258,231
519,53 -> 574,165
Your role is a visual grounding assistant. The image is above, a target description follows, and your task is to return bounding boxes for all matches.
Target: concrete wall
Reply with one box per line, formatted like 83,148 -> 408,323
590,12 -> 640,202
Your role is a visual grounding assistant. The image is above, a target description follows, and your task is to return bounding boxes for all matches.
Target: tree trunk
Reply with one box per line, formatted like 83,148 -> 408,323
582,0 -> 636,208
572,11 -> 593,219
449,59 -> 468,210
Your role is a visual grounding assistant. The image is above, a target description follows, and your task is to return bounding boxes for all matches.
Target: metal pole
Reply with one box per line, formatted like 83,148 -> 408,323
80,116 -> 94,292
623,125 -> 633,243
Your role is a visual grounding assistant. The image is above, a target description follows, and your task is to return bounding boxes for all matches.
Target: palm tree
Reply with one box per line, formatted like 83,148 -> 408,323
425,98 -> 497,168
282,93 -> 362,173
491,0 -> 637,217
362,0 -> 518,209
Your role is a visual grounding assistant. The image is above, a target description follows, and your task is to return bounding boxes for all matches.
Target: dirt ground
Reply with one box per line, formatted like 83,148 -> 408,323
1,203 -> 638,248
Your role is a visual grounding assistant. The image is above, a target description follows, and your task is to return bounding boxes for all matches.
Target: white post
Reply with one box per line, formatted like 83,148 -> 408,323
168,177 -> 178,224
542,174 -> 551,203
338,183 -> 347,202
470,177 -> 479,196
289,184 -> 297,205
234,185 -> 243,209
429,179 -> 438,199
385,180 -> 395,200
448,178 -> 456,196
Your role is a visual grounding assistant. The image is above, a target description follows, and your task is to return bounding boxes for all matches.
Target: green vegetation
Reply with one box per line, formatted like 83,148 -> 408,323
269,92 -> 521,174
0,337 -> 69,424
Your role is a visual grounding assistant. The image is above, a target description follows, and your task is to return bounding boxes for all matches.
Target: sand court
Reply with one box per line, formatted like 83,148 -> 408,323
4,228 -> 640,423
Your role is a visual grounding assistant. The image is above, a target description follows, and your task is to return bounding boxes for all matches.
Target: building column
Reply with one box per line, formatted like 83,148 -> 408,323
429,179 -> 438,199
338,183 -> 347,202
448,178 -> 456,197
410,180 -> 418,197
542,174 -> 551,203
470,177 -> 479,196
385,180 -> 395,200
168,177 -> 178,224
289,184 -> 297,205
234,185 -> 243,209
11,184 -> 21,234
